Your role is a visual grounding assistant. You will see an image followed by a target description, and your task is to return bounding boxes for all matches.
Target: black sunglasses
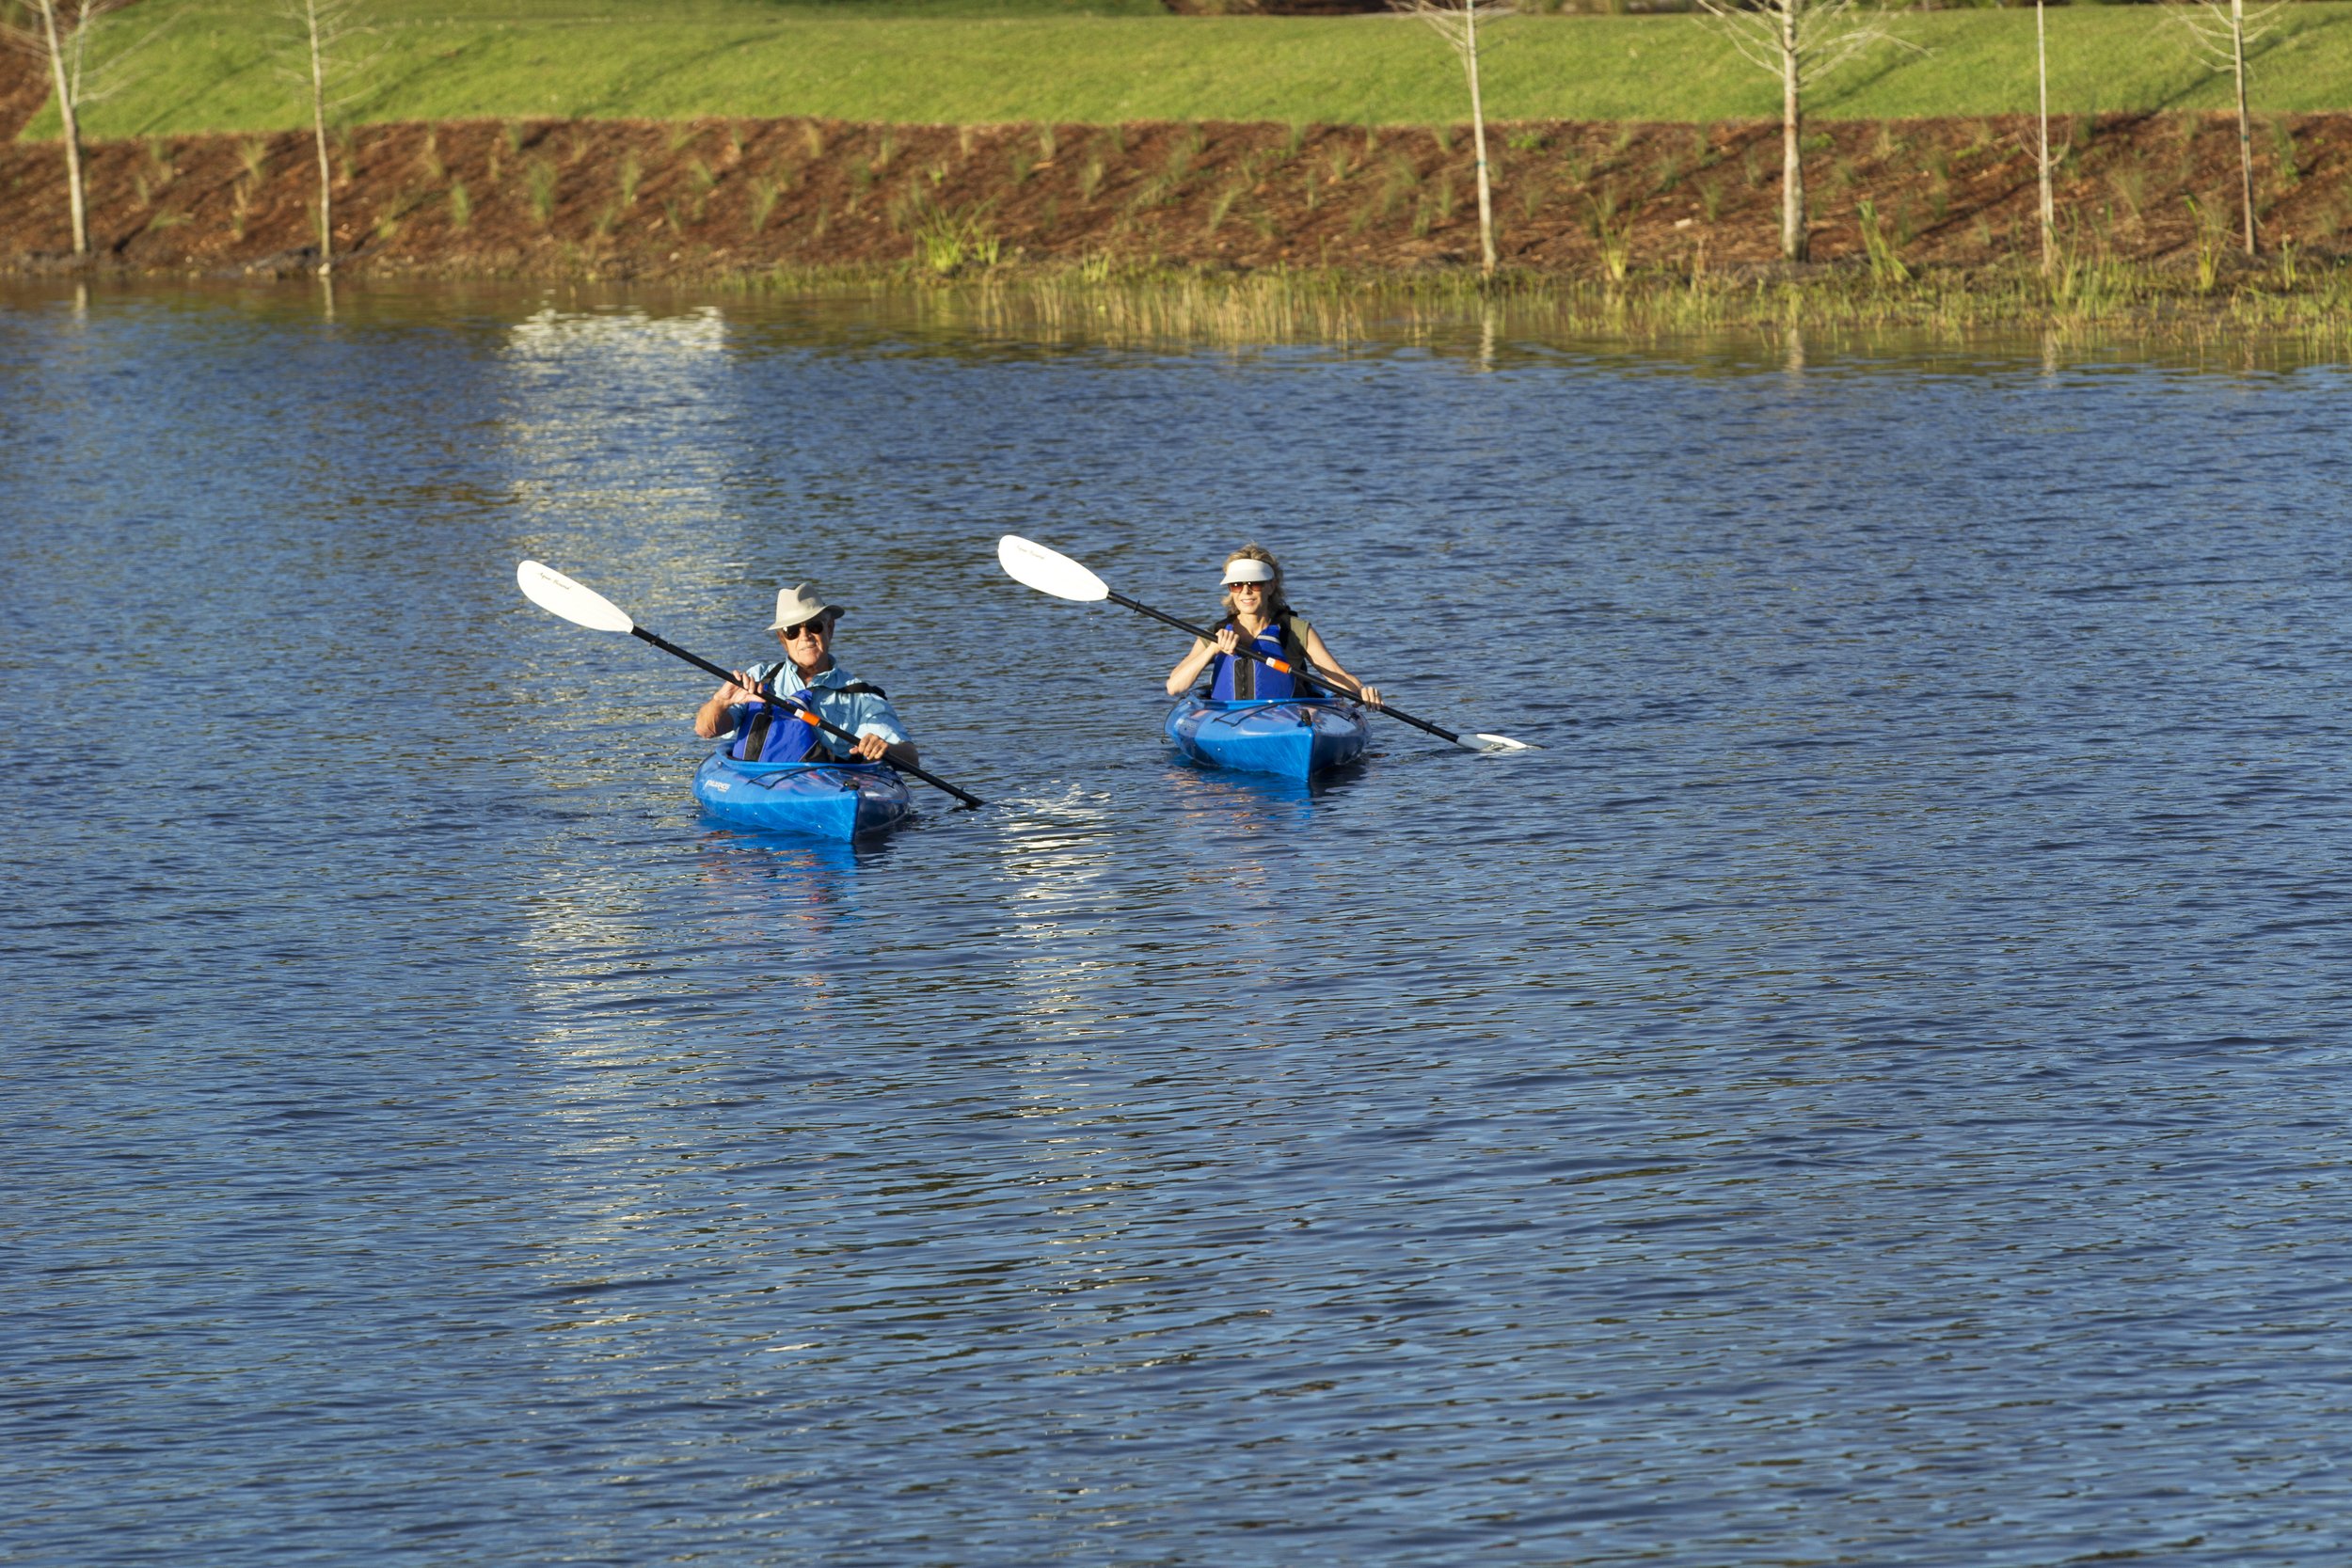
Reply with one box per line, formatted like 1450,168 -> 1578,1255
780,619 -> 829,640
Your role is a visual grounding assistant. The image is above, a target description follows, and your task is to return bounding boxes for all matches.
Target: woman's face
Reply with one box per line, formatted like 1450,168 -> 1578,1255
1227,579 -> 1268,618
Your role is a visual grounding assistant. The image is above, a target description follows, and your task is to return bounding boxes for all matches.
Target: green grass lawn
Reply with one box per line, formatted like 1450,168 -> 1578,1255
35,0 -> 2352,141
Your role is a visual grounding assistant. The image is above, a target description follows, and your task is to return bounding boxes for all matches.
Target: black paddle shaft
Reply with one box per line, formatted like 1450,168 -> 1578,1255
630,626 -> 984,809
1105,591 -> 1476,749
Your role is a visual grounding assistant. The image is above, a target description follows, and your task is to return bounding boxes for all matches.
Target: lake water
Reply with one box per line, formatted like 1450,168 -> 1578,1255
7,281 -> 2351,1567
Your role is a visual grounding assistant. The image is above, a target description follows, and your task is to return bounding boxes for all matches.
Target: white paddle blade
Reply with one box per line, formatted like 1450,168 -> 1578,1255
997,535 -> 1109,603
1466,733 -> 1536,753
516,560 -> 636,634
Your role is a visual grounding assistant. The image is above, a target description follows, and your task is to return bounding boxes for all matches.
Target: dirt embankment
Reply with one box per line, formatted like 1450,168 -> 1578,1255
1,40 -> 54,143
5,109 -> 2348,283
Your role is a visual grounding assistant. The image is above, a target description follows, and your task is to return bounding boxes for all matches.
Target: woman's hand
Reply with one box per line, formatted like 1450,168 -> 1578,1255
1355,683 -> 1382,708
1215,627 -> 1241,657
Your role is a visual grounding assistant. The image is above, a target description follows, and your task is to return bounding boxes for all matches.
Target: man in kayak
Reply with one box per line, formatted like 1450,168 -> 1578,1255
1164,546 -> 1382,707
693,583 -> 921,768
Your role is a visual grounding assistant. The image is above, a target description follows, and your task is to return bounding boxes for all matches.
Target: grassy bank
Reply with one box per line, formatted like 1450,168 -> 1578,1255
11,111 -> 2352,289
29,0 -> 2352,142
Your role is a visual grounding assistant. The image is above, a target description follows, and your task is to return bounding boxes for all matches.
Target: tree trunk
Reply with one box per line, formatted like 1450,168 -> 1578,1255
2232,0 -> 2255,256
1463,4 -> 1496,277
36,0 -> 89,258
2037,0 -> 2054,274
306,0 -> 334,273
1780,2 -> 1805,262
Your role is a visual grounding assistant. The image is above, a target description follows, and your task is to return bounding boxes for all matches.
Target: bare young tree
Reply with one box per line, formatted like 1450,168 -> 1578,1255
1694,0 -> 1910,262
2173,0 -> 2281,257
5,0 -> 131,257
1391,0 -> 1508,278
280,0 -> 371,274
2036,0 -> 2055,273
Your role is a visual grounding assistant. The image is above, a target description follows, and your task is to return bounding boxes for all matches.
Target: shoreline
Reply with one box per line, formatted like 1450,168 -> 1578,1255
8,111 -> 2352,329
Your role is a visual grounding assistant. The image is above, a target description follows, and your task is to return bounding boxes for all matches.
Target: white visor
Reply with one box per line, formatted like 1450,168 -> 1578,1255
1221,560 -> 1276,585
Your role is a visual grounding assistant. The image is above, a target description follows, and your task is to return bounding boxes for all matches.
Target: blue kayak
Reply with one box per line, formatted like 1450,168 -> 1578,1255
692,750 -> 914,839
1165,696 -> 1371,780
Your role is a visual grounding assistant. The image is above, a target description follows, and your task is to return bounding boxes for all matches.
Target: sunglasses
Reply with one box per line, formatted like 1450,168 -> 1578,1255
1224,579 -> 1267,592
780,619 -> 829,640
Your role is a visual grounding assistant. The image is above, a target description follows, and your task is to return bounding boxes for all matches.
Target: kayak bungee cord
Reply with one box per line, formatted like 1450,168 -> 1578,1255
995,535 -> 1534,754
515,561 -> 984,810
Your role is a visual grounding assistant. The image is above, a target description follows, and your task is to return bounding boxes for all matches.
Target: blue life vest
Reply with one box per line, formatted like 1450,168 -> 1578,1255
728,699 -> 824,763
1206,611 -> 1311,701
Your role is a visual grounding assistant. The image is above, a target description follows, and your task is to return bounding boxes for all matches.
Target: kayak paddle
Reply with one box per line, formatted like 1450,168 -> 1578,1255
515,560 -> 984,810
994,535 -> 1534,753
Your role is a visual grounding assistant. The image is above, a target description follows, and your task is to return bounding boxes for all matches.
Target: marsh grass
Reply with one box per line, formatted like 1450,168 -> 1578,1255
2270,118 -> 2300,185
2185,192 -> 2227,292
750,175 -> 782,232
803,122 -> 826,159
239,136 -> 268,182
1857,197 -> 1912,283
1204,182 -> 1242,237
449,180 -> 470,230
2109,160 -> 2147,221
1380,153 -> 1419,220
528,158 -> 558,227
910,197 -> 1000,275
1584,187 -> 1633,281
1079,153 -> 1105,202
419,129 -> 443,182
1038,123 -> 1058,163
618,151 -> 643,209
716,256 -> 2352,356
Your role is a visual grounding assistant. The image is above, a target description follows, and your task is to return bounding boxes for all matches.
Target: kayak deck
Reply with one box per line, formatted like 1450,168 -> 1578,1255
1165,696 -> 1370,780
692,750 -> 915,839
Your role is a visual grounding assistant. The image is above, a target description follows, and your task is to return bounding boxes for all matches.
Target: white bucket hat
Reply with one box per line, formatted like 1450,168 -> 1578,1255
769,582 -> 846,631
1221,559 -> 1276,586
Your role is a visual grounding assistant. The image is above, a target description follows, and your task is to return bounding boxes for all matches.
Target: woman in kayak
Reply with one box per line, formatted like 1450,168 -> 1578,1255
1165,546 -> 1382,707
694,582 -> 921,768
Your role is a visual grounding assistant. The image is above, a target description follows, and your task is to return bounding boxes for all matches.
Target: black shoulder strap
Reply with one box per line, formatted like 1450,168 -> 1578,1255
1278,610 -> 1323,697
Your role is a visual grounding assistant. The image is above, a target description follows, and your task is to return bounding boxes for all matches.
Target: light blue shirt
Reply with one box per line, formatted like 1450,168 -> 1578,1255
729,660 -> 909,760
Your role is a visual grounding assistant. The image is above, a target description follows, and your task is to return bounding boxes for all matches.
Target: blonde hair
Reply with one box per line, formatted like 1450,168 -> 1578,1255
1219,544 -> 1287,621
